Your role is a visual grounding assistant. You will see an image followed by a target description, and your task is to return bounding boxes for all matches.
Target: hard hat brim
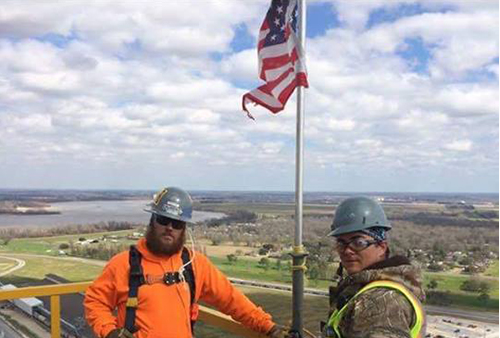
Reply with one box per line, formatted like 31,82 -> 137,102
328,223 -> 391,237
143,208 -> 192,223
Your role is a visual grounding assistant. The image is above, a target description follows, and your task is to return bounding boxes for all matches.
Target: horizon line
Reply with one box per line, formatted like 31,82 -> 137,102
0,188 -> 498,195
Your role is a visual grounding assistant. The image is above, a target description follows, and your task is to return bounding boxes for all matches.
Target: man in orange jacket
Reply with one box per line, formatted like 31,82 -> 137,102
84,187 -> 284,338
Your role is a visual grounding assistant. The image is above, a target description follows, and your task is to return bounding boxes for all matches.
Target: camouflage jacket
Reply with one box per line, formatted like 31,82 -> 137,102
327,256 -> 425,338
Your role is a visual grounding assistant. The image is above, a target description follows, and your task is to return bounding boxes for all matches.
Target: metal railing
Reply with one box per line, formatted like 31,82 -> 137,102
0,282 -> 267,338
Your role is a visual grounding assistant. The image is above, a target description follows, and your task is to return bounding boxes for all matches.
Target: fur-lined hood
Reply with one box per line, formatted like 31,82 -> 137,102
335,255 -> 425,305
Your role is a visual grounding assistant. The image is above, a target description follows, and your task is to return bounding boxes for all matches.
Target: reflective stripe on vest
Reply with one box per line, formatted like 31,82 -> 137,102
326,280 -> 425,338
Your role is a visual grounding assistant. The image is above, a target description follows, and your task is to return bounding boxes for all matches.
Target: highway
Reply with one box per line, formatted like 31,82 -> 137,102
426,305 -> 499,324
0,317 -> 24,338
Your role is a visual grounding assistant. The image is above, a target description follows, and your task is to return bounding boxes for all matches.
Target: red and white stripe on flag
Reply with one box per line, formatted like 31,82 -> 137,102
242,0 -> 308,119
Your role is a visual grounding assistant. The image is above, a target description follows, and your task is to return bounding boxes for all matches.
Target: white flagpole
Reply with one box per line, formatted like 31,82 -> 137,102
291,0 -> 307,336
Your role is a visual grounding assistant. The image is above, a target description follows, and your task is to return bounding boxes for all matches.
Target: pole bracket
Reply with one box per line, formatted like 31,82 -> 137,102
289,245 -> 308,271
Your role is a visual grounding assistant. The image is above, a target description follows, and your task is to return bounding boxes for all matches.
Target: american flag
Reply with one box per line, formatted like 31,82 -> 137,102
242,0 -> 308,118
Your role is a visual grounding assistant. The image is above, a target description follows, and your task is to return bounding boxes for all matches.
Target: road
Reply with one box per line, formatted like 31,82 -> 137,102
0,256 -> 25,277
0,317 -> 24,338
0,253 -> 105,267
426,305 -> 499,324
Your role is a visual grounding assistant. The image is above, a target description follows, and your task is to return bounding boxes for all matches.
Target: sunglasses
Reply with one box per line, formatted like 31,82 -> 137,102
335,237 -> 378,252
154,215 -> 186,230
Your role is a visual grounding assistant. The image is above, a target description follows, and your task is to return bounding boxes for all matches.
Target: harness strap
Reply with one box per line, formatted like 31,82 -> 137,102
124,246 -> 197,335
181,247 -> 197,333
125,245 -> 144,333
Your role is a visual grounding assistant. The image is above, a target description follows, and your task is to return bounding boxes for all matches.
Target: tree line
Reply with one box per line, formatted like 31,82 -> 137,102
206,210 -> 258,227
391,212 -> 498,228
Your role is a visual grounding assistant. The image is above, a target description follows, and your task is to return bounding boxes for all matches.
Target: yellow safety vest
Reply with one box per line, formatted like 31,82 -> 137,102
325,280 -> 425,338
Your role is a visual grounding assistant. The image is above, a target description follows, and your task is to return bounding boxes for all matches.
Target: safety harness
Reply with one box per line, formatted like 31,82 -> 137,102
324,280 -> 425,338
125,245 -> 197,334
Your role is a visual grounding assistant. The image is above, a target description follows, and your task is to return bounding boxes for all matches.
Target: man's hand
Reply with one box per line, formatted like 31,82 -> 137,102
267,324 -> 288,338
105,328 -> 135,338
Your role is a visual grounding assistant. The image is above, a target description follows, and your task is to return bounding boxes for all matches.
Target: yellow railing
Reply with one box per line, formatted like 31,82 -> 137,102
0,282 -> 267,338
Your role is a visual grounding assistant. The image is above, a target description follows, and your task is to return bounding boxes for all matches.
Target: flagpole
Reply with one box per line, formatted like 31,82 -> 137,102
291,0 -> 307,336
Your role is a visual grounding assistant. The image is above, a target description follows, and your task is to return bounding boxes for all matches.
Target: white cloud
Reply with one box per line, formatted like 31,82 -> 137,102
362,10 -> 498,78
18,71 -> 81,93
331,0 -> 413,31
444,140 -> 472,152
170,152 -> 186,160
0,1 -> 497,192
434,85 -> 498,116
146,78 -> 233,105
186,109 -> 220,124
396,110 -> 449,130
3,113 -> 52,133
0,40 -> 62,73
0,1 -> 261,55
261,142 -> 284,154
325,118 -> 356,131
355,139 -> 382,148
220,49 -> 258,82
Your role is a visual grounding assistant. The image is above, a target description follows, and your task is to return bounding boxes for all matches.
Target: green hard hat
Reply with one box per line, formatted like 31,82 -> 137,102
144,187 -> 193,222
328,196 -> 391,237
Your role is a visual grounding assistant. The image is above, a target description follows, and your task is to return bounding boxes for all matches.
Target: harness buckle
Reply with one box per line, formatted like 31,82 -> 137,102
163,272 -> 180,285
126,297 -> 138,308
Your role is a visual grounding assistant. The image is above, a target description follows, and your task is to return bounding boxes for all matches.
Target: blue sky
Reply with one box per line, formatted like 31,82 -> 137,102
0,0 -> 497,193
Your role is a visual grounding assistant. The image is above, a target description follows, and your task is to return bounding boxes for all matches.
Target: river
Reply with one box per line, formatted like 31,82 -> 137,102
0,200 -> 224,227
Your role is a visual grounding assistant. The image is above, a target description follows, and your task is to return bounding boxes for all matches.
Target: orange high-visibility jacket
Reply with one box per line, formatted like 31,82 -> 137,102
84,239 -> 275,338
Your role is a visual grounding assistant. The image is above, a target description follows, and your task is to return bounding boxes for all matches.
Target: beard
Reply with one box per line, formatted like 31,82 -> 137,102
145,226 -> 186,256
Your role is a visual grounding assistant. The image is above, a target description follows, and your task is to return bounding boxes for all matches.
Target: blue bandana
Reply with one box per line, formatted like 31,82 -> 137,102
361,227 -> 387,242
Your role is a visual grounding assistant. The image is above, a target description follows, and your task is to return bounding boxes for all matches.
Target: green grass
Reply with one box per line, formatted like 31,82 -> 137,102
0,255 -> 103,284
0,260 -> 17,273
242,287 -> 328,336
423,271 -> 499,311
424,272 -> 499,296
0,229 -> 137,255
485,260 -> 499,277
209,256 -> 293,284
443,292 -> 499,310
195,286 -> 328,338
208,256 -> 329,289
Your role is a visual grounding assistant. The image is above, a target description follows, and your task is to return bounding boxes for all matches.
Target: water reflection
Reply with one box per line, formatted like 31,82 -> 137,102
0,200 -> 224,227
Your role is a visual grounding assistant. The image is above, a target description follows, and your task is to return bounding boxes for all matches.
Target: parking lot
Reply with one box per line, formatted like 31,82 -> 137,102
427,315 -> 499,338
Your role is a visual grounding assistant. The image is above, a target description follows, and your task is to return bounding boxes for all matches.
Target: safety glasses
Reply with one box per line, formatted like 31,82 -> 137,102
335,237 -> 378,252
154,215 -> 186,230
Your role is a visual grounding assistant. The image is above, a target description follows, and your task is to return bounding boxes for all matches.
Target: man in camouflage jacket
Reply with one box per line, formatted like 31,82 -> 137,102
323,197 -> 426,338
328,256 -> 425,337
